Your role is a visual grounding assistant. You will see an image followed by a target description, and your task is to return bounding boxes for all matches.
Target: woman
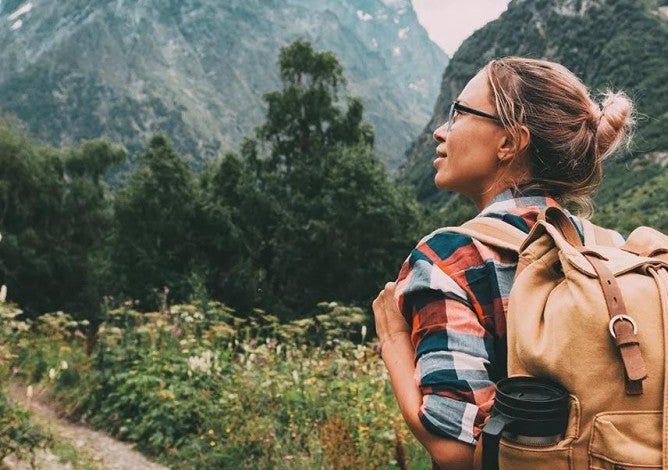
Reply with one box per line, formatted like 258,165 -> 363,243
372,57 -> 633,469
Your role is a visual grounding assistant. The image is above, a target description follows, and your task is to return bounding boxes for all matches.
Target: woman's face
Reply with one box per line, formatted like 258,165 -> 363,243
432,70 -> 508,208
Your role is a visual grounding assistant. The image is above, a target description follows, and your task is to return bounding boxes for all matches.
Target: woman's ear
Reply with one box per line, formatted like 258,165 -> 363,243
497,125 -> 531,163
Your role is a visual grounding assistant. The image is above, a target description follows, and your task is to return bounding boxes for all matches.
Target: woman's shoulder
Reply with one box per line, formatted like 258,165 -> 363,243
409,227 -> 488,274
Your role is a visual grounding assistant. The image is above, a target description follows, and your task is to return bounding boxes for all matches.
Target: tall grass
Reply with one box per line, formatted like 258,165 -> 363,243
2,301 -> 431,469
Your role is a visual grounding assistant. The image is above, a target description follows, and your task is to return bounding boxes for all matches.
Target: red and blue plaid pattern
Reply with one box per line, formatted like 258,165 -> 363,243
394,188 -> 562,444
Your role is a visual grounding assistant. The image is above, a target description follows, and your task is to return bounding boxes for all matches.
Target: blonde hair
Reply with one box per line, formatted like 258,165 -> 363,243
484,57 -> 634,215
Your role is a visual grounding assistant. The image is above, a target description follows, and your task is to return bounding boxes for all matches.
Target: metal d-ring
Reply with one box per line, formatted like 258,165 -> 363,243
608,314 -> 638,338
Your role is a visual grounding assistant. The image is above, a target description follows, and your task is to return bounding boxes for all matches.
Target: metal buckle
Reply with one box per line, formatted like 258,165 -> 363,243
608,314 -> 638,338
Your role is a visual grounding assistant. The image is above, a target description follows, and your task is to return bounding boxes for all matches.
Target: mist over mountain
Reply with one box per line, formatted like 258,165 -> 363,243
400,0 -> 668,231
0,0 -> 446,168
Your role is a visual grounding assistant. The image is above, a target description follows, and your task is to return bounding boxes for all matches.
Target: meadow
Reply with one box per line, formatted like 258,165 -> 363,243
0,298 -> 432,469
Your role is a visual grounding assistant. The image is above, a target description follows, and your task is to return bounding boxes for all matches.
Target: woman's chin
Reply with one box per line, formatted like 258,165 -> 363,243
433,175 -> 452,190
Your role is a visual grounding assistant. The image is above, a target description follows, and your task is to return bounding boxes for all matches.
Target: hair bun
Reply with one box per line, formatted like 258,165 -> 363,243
596,90 -> 634,160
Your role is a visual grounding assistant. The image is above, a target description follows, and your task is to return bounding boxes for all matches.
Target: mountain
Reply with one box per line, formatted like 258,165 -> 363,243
400,0 -> 668,231
0,0 -> 447,169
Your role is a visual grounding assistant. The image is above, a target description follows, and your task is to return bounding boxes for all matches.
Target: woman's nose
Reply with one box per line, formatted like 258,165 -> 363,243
433,122 -> 448,143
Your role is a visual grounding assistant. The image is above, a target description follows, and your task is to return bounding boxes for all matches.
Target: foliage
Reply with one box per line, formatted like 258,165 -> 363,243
0,301 -> 52,464
110,133 -> 199,310
6,302 -> 432,469
0,118 -> 125,318
241,40 -> 424,317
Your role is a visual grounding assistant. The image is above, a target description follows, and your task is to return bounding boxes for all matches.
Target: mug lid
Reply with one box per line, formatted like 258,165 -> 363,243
495,376 -> 569,416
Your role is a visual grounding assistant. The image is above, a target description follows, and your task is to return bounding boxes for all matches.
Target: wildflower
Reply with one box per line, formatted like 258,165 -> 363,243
12,367 -> 19,375
0,285 -> 7,302
361,325 -> 367,342
60,361 -> 68,370
208,429 -> 215,436
48,368 -> 56,380
26,385 -> 33,398
292,370 -> 299,384
187,350 -> 213,375
210,441 -> 216,447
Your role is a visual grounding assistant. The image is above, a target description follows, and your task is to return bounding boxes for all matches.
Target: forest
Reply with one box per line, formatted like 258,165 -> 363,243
0,40 -> 435,468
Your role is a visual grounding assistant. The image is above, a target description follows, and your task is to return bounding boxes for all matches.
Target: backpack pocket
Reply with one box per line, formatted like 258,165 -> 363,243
588,411 -> 662,469
498,395 -> 580,470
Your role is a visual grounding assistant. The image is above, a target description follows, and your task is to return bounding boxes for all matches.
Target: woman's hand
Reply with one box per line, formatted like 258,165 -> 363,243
372,282 -> 410,349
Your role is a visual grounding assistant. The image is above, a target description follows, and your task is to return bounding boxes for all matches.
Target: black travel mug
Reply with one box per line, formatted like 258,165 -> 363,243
481,376 -> 569,470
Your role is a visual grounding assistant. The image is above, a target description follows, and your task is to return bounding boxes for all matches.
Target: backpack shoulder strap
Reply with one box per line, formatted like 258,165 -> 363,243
446,217 -> 527,253
579,217 -> 625,247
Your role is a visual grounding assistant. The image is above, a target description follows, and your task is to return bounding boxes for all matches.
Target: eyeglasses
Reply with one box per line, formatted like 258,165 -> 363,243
447,101 -> 502,132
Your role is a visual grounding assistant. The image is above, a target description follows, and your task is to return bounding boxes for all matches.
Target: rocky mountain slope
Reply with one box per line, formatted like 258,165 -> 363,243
400,0 -> 668,232
0,0 -> 447,168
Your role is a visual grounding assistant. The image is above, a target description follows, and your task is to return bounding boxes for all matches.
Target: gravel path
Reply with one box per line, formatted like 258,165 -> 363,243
4,384 -> 169,470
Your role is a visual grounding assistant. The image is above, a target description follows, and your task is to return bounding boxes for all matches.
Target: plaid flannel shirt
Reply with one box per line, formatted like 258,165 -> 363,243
394,188 -> 565,445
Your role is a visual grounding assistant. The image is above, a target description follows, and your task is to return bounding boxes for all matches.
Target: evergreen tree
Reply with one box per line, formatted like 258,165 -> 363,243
111,133 -> 197,309
0,119 -> 124,317
196,140 -> 280,312
235,40 -> 424,317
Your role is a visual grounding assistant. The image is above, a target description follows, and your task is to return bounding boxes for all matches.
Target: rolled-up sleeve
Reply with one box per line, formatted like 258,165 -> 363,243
395,232 -> 496,445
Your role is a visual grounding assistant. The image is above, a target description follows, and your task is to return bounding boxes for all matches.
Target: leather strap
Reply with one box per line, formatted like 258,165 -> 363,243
584,251 -> 647,394
539,207 -> 583,247
448,218 -> 527,253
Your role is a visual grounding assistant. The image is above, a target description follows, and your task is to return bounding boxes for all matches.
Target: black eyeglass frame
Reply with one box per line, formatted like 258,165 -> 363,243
447,101 -> 502,132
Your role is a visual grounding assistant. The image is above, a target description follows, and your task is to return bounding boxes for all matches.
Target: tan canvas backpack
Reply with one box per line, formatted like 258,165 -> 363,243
449,206 -> 668,469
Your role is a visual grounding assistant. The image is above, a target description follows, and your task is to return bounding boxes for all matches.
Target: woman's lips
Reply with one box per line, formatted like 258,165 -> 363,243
433,153 -> 446,169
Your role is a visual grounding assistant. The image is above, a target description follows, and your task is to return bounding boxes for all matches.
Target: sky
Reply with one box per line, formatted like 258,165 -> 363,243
411,0 -> 512,55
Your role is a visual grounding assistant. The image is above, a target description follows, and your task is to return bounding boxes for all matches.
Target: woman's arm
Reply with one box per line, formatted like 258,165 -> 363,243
374,283 -> 479,469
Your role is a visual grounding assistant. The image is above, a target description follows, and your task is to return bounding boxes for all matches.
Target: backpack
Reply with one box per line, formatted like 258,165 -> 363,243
447,206 -> 668,469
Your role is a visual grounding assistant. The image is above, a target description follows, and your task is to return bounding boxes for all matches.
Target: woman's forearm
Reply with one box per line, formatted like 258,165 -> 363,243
381,333 -> 475,469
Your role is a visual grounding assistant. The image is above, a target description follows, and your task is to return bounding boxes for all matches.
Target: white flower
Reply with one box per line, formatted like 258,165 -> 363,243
361,325 -> 367,342
60,361 -> 68,370
292,370 -> 300,384
0,285 -> 7,302
187,350 -> 214,375
48,368 -> 56,380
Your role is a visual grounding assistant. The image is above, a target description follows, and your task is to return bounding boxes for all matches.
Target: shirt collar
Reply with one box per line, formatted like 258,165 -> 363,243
477,186 -> 558,217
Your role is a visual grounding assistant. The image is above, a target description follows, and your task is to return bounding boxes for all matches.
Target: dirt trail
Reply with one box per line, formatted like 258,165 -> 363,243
4,384 -> 168,470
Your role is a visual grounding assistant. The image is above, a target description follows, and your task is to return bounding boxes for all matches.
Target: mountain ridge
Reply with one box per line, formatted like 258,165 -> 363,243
0,0 -> 447,168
